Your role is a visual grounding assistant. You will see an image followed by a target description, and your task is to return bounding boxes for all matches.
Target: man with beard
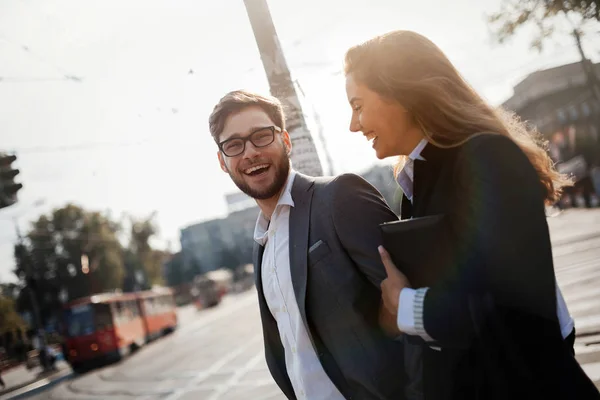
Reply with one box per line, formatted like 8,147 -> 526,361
209,90 -> 409,400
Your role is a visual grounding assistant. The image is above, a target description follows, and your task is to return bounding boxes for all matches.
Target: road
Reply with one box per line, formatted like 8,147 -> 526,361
16,209 -> 600,399
20,292 -> 284,400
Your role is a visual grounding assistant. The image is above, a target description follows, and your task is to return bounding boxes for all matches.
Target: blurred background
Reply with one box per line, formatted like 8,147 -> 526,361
1,0 -> 599,399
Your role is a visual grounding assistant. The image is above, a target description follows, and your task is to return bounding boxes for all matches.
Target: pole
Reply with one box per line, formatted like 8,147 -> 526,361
572,29 -> 600,103
243,0 -> 324,177
294,79 -> 336,175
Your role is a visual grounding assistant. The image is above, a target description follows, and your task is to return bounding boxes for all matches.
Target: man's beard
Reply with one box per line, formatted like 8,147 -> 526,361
230,149 -> 290,200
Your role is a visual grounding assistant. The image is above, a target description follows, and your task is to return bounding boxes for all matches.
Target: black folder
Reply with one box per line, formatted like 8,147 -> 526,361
379,214 -> 450,287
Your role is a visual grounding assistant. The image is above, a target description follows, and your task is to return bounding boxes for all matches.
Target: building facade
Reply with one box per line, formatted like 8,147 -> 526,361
502,61 -> 600,168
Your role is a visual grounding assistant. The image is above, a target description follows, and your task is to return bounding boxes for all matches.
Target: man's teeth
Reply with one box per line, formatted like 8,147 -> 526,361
245,164 -> 269,174
365,133 -> 377,142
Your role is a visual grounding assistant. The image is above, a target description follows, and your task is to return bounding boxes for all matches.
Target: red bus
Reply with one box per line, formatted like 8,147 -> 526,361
63,288 -> 177,373
137,288 -> 178,341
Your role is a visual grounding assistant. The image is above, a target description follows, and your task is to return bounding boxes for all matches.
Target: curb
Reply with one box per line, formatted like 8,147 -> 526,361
0,369 -> 72,400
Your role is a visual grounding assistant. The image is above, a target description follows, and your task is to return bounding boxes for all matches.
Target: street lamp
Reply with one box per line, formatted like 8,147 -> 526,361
81,254 -> 90,274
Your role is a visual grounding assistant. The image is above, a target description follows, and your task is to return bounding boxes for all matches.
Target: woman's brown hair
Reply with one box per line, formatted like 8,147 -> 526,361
344,30 -> 571,204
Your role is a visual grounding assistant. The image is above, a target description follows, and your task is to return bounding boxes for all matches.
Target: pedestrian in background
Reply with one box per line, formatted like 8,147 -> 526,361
0,347 -> 7,390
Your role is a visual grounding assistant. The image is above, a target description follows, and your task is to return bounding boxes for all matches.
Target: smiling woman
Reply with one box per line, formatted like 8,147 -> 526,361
341,29 -> 599,400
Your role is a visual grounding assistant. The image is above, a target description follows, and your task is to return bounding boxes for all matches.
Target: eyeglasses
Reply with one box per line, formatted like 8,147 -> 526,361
218,126 -> 281,157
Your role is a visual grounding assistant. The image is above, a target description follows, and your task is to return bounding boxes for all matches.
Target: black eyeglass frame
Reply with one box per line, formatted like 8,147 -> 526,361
217,126 -> 282,157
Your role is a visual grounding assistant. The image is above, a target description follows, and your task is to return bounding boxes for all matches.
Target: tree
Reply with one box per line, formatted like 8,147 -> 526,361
13,204 -> 125,325
126,213 -> 165,287
0,296 -> 26,336
488,0 -> 600,51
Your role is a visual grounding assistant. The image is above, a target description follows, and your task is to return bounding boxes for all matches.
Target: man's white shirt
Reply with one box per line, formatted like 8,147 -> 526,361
254,170 -> 345,400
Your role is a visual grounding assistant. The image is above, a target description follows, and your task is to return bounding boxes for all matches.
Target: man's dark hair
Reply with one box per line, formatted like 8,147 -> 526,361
209,90 -> 286,142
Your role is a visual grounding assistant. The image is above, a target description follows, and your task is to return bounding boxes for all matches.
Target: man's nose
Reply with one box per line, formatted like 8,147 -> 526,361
242,141 -> 261,158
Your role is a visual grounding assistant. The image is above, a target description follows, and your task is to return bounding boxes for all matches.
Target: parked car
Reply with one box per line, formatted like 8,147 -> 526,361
191,275 -> 222,310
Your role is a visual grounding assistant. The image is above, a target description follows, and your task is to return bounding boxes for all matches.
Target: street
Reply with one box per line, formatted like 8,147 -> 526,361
10,209 -> 600,399
19,292 -> 284,400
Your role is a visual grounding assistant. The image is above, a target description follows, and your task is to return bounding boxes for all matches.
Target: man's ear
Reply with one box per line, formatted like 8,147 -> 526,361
217,151 -> 229,173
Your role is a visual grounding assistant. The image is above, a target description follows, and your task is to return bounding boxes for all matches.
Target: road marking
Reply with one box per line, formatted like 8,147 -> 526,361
175,292 -> 257,336
581,361 -> 600,383
574,314 -> 600,334
559,269 -> 600,288
207,351 -> 264,400
162,334 -> 262,400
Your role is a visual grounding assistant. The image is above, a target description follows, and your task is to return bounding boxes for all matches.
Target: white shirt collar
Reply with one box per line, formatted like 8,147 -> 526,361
408,138 -> 428,162
396,139 -> 429,202
253,169 -> 297,246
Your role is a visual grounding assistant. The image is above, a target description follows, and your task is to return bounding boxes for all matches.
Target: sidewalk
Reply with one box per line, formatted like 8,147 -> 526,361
0,362 -> 71,400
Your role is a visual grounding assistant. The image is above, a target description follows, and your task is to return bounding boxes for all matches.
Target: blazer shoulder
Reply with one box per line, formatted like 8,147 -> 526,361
334,172 -> 377,187
327,173 -> 381,196
458,133 -> 522,156
453,133 -> 542,194
455,133 -> 533,169
311,172 -> 367,192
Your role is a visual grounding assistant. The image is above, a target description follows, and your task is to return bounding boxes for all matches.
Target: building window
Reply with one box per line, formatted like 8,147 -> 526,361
568,105 -> 579,121
556,109 -> 567,123
582,102 -> 591,117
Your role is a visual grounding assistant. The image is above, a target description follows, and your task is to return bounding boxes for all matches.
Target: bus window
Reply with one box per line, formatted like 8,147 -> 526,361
113,301 -> 125,325
65,304 -> 94,337
95,303 -> 113,331
146,298 -> 155,316
130,301 -> 139,318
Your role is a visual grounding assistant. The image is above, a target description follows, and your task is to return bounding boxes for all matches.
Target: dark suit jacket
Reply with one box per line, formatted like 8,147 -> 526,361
401,134 -> 599,400
253,172 -> 408,400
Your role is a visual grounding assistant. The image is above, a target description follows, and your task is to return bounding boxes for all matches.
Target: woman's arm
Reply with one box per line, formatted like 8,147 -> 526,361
409,134 -> 557,348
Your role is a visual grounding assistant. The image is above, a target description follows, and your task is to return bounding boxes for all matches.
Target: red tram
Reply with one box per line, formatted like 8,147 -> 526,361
63,288 -> 177,372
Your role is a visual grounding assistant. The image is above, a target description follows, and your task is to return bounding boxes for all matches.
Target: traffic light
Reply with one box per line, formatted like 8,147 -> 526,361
0,153 -> 23,209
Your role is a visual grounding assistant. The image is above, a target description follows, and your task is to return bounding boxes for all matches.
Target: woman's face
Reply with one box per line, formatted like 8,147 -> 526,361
345,73 -> 424,159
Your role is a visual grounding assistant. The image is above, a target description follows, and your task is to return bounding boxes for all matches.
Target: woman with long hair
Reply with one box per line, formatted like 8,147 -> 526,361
344,30 -> 599,400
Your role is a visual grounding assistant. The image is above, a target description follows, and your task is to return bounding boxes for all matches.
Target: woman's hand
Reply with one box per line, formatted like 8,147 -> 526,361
379,245 -> 411,317
378,303 -> 401,337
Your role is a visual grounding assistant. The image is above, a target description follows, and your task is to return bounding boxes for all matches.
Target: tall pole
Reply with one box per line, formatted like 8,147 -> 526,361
243,0 -> 323,177
294,79 -> 336,175
572,29 -> 600,103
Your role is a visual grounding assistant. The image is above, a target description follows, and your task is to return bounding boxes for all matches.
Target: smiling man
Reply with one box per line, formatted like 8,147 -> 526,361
209,90 -> 411,400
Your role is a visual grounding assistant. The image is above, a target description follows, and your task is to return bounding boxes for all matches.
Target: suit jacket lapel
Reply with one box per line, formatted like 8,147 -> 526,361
288,173 -> 315,331
253,242 -> 265,300
400,194 -> 413,220
413,159 -> 436,217
413,143 -> 447,217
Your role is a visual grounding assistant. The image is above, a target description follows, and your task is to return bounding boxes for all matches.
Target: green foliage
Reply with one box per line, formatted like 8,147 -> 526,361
488,0 -> 600,51
11,204 -> 173,328
13,204 -> 125,322
127,213 -> 165,287
0,296 -> 26,334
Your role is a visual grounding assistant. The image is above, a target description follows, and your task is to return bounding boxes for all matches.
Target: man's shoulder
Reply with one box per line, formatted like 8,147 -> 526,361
310,173 -> 385,207
310,172 -> 371,190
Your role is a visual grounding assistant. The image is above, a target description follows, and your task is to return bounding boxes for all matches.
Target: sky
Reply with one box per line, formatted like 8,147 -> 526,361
1,0 -> 599,282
